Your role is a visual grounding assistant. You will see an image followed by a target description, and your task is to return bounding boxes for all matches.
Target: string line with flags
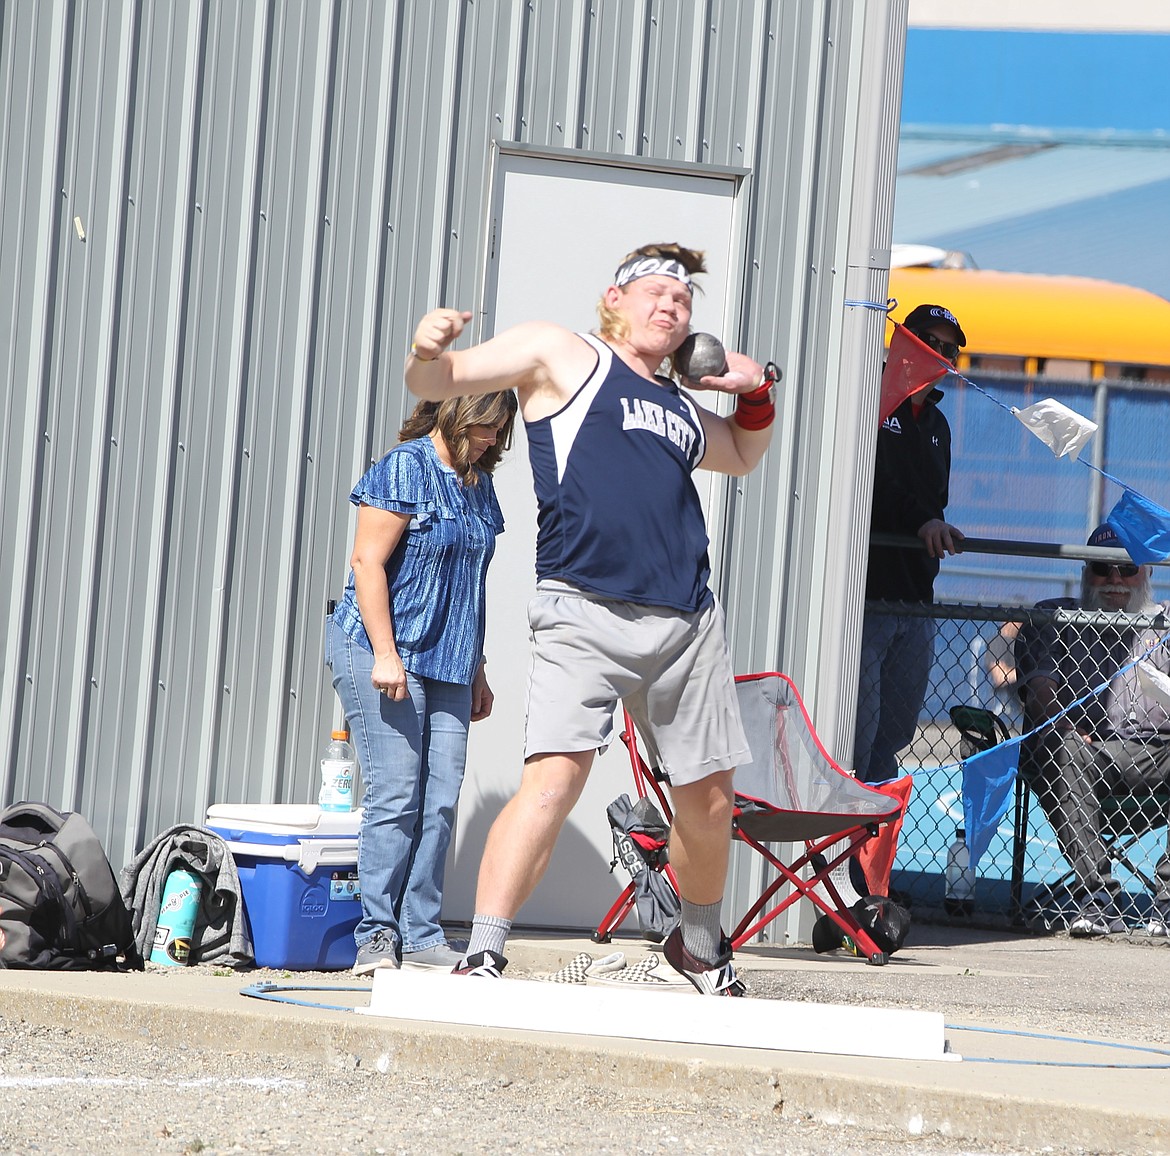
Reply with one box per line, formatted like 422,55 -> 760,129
876,310 -> 1170,568
861,303 -> 1170,866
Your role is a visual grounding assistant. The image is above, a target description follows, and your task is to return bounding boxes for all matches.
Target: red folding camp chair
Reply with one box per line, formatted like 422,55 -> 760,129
593,671 -> 905,965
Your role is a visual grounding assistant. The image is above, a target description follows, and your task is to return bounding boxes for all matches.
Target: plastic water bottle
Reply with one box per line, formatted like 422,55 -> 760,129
319,728 -> 356,812
151,868 -> 203,965
944,826 -> 976,917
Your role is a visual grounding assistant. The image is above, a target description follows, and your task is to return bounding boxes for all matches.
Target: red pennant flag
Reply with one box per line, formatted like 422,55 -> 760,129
878,323 -> 951,425
856,774 -> 914,897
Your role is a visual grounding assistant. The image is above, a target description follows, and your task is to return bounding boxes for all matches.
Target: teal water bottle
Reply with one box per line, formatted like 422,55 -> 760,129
150,868 -> 203,965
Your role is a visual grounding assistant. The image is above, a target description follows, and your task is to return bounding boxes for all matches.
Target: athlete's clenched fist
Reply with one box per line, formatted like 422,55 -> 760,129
410,308 -> 473,362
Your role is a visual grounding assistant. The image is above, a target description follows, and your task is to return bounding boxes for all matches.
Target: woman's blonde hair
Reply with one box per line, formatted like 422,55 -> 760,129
398,391 -> 518,485
596,242 -> 707,343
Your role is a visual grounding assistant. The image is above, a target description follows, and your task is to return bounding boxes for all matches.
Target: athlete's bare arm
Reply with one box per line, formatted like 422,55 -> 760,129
685,350 -> 776,476
406,309 -> 594,422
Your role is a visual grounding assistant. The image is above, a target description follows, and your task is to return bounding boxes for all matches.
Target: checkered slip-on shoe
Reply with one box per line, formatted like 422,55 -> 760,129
587,953 -> 691,988
541,951 -> 625,983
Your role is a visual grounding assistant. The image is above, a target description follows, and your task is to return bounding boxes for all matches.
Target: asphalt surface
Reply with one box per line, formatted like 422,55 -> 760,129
1,922 -> 1168,1154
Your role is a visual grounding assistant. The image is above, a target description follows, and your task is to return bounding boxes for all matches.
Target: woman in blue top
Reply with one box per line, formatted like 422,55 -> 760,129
326,390 -> 517,975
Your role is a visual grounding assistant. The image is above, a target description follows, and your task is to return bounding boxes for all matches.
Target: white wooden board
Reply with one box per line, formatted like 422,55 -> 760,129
357,969 -> 955,1062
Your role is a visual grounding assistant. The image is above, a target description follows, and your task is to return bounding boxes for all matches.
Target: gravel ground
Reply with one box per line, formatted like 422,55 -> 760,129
2,928 -> 1168,1155
0,1013 -> 1050,1156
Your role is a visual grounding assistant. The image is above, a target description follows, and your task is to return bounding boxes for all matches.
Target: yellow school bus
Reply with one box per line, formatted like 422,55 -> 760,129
887,256 -> 1170,385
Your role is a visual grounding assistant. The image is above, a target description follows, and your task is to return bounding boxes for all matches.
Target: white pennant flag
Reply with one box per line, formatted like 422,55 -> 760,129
1012,398 -> 1097,460
1010,400 -> 1099,458
1136,660 -> 1170,713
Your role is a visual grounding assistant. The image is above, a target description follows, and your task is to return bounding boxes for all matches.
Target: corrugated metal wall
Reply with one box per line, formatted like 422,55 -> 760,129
0,0 -> 905,876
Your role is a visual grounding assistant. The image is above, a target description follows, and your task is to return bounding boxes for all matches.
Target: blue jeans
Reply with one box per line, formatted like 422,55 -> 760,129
325,618 -> 471,953
853,610 -> 935,783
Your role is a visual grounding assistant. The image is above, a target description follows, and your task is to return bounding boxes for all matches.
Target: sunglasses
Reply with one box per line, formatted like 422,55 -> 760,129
913,331 -> 960,363
1089,561 -> 1139,579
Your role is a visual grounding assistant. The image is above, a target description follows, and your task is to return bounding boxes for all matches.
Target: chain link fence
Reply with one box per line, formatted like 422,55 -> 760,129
863,587 -> 1170,933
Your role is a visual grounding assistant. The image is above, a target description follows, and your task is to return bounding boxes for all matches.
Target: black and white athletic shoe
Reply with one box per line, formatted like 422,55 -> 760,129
662,928 -> 746,996
451,949 -> 508,978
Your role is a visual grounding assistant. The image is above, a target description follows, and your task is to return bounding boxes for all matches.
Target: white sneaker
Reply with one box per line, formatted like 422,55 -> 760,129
1146,901 -> 1170,938
1069,893 -> 1127,937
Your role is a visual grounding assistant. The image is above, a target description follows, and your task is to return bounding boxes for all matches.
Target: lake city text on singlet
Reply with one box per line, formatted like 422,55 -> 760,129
524,333 -> 713,613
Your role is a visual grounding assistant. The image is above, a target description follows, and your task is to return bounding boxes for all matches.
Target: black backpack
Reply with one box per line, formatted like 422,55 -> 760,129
811,895 -> 912,957
0,802 -> 143,970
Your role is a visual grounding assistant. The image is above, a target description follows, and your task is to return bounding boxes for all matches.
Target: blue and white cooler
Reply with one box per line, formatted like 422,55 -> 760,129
205,803 -> 363,970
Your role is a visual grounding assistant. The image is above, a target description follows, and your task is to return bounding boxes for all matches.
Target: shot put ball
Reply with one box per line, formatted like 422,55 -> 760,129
675,332 -> 728,380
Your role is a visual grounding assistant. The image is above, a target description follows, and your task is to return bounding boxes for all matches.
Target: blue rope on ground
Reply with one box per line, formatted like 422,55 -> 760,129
240,981 -> 363,1013
947,1023 -> 1170,1068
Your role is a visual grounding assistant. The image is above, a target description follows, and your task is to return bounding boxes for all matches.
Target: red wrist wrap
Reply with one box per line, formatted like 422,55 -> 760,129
733,381 -> 775,430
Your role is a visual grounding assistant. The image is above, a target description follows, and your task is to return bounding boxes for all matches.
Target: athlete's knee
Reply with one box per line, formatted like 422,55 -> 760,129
517,751 -> 592,815
673,771 -> 734,829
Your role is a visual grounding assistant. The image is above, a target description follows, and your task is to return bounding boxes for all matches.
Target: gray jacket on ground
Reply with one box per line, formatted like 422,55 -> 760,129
118,825 -> 253,968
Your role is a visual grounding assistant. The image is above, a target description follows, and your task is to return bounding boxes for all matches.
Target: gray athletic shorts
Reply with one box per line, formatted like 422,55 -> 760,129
523,581 -> 752,786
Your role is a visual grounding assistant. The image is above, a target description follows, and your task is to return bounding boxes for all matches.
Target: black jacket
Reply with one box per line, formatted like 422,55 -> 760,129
865,388 -> 951,603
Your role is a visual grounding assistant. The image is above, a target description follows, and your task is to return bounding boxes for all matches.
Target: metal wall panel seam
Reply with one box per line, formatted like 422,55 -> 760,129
167,0 -> 245,823
418,3 -> 467,313
314,2 -> 401,745
806,0 -> 908,761
275,0 -> 352,802
51,0 -> 137,811
23,4 -> 84,806
701,0 -> 772,615
567,0 -> 592,151
445,0 -> 509,321
719,0 -> 823,679
366,3 -> 416,452
210,0 -> 288,808
114,0 -> 206,842
770,1 -> 843,692
520,0 -> 576,151
798,96 -> 863,722
499,0 -> 530,143
824,0 -> 909,762
621,0 -> 653,156
249,0 -> 336,803
180,0 -> 272,828
788,1 -> 867,730
0,0 -> 69,802
466,0 -> 534,326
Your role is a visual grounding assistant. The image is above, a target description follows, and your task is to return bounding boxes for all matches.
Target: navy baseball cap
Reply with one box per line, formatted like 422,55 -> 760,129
1086,523 -> 1121,548
903,303 -> 966,346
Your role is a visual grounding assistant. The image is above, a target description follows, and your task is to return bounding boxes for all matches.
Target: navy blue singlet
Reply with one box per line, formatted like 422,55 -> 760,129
525,333 -> 713,614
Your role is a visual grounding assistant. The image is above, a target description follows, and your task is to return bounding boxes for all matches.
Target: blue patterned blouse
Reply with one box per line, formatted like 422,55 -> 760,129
331,437 -> 504,685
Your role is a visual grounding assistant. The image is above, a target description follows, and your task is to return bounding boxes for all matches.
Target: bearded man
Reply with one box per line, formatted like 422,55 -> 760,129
1015,523 -> 1170,937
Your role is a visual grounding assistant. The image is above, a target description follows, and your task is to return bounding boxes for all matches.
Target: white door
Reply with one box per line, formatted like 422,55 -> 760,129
446,147 -> 743,930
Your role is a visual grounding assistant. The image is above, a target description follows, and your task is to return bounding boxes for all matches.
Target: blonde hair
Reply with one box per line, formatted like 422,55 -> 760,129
398,391 -> 518,485
596,242 -> 707,343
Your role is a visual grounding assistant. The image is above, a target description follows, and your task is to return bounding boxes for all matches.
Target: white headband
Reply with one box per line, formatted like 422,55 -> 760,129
613,256 -> 692,291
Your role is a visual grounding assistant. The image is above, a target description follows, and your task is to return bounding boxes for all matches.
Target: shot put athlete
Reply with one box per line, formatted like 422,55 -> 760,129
404,241 -> 779,995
